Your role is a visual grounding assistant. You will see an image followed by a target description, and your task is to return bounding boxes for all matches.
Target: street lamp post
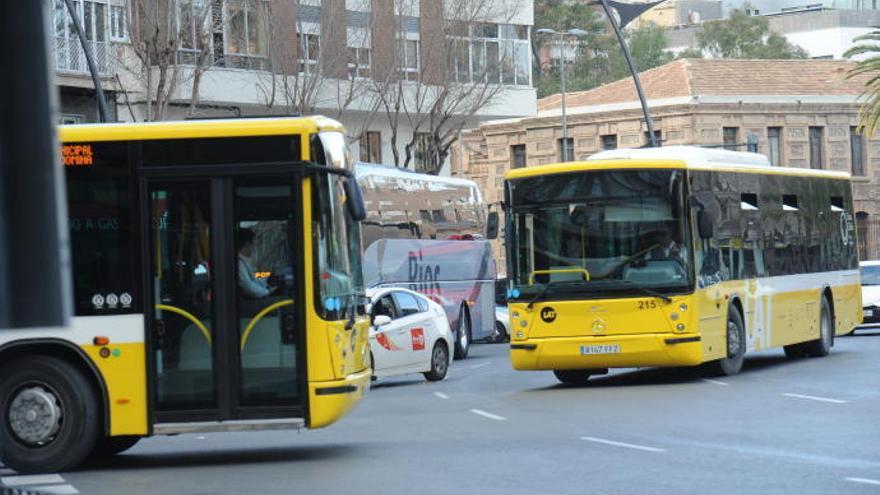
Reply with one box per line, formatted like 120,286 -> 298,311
536,28 -> 589,162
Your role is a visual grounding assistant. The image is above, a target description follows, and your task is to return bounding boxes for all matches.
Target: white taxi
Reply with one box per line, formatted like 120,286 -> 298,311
367,287 -> 453,382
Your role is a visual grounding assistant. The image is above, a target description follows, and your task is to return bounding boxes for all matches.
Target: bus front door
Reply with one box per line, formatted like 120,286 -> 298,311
147,176 -> 305,425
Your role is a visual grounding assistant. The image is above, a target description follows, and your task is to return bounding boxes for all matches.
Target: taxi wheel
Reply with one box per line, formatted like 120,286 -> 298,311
424,342 -> 449,381
0,355 -> 101,473
553,370 -> 592,384
453,309 -> 471,360
493,321 -> 509,344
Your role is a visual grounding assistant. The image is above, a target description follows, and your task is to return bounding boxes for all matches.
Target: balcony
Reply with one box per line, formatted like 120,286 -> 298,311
54,36 -> 114,77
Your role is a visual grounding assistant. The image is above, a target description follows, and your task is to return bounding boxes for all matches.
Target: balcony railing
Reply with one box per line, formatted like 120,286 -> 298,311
54,36 -> 114,76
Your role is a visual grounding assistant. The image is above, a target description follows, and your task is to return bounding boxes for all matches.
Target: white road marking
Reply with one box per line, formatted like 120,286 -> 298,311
470,409 -> 506,421
37,485 -> 79,495
702,378 -> 728,386
1,474 -> 65,486
846,477 -> 880,486
197,435 -> 206,440
434,392 -> 449,399
580,436 -> 666,453
783,393 -> 848,404
469,362 -> 490,370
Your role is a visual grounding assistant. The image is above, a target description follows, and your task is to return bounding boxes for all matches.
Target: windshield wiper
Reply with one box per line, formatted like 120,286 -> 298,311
525,280 -> 586,309
619,280 -> 672,304
526,280 -> 556,310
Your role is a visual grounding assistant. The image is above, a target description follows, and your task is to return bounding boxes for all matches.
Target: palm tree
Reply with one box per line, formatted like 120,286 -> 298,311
845,28 -> 880,134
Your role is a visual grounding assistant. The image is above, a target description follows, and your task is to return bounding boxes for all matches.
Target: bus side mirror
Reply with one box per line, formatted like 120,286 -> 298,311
486,211 -> 499,240
343,176 -> 367,222
697,210 -> 714,239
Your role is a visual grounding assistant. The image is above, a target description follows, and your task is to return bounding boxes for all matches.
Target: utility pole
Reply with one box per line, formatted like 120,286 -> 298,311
0,1 -> 71,328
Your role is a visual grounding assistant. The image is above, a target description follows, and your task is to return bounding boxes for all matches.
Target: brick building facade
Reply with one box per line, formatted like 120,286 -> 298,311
453,59 -> 880,270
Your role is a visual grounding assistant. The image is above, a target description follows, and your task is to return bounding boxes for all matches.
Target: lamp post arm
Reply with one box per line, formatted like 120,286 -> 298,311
597,0 -> 657,147
63,0 -> 109,122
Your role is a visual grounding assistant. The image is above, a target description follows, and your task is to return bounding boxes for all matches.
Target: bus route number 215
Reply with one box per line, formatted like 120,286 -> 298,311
637,300 -> 658,310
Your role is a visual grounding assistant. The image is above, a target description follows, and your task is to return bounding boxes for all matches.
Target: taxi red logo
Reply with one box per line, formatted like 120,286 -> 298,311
410,328 -> 425,350
376,333 -> 401,351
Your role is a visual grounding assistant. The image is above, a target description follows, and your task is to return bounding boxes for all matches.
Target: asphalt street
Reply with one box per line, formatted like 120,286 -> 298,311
3,327 -> 880,495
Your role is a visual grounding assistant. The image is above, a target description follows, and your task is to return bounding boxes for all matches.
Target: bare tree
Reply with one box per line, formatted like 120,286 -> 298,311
256,0 -> 373,120
121,0 -> 213,121
373,0 -> 522,173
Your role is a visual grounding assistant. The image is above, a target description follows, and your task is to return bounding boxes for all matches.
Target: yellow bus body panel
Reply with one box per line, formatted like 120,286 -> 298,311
301,173 -> 371,428
82,343 -> 149,436
55,119 -> 368,436
509,295 -> 703,370
59,116 -> 345,142
509,278 -> 861,372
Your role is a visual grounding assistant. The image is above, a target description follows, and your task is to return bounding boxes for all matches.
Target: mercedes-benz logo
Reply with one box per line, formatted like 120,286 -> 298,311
591,318 -> 606,334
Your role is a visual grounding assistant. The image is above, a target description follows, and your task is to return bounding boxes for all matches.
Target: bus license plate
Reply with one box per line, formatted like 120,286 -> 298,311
580,344 -> 620,355
864,309 -> 874,318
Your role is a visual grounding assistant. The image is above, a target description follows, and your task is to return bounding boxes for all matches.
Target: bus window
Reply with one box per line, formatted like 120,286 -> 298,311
234,181 -> 299,407
66,141 -> 137,315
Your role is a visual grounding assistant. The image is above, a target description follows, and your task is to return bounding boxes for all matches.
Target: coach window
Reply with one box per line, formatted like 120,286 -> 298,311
65,141 -> 137,315
782,194 -> 798,211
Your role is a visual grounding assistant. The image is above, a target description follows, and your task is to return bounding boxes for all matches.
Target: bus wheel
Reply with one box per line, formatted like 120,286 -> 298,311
803,298 -> 833,357
453,309 -> 471,360
783,344 -> 807,359
90,435 -> 141,459
424,342 -> 449,382
0,355 -> 101,473
553,370 -> 592,384
712,308 -> 746,376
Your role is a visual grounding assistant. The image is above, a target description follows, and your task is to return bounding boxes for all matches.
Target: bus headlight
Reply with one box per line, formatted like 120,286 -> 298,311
676,323 -> 686,332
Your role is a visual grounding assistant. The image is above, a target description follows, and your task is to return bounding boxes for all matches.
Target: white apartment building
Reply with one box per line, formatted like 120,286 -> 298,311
51,0 -> 537,176
665,6 -> 880,60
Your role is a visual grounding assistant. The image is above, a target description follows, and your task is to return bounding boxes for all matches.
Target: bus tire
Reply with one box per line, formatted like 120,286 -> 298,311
553,370 -> 592,384
803,297 -> 833,357
453,308 -> 471,360
0,355 -> 101,473
90,435 -> 141,459
424,341 -> 449,382
711,307 -> 746,376
783,344 -> 807,359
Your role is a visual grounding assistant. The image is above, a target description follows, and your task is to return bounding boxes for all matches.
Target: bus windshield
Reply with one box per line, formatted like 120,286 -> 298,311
315,173 -> 364,316
508,169 -> 693,300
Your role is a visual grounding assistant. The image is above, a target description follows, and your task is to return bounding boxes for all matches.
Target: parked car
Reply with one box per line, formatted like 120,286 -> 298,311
367,287 -> 453,382
860,260 -> 880,326
493,276 -> 510,343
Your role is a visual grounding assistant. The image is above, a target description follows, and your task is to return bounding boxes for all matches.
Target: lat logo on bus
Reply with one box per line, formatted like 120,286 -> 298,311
62,144 -> 94,167
541,307 -> 557,323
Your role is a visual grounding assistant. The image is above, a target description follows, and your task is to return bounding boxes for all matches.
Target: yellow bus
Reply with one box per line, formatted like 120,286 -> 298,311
503,146 -> 861,383
0,117 -> 371,473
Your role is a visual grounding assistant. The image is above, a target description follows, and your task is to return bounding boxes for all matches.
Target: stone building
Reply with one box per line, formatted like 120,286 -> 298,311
453,58 -> 880,269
